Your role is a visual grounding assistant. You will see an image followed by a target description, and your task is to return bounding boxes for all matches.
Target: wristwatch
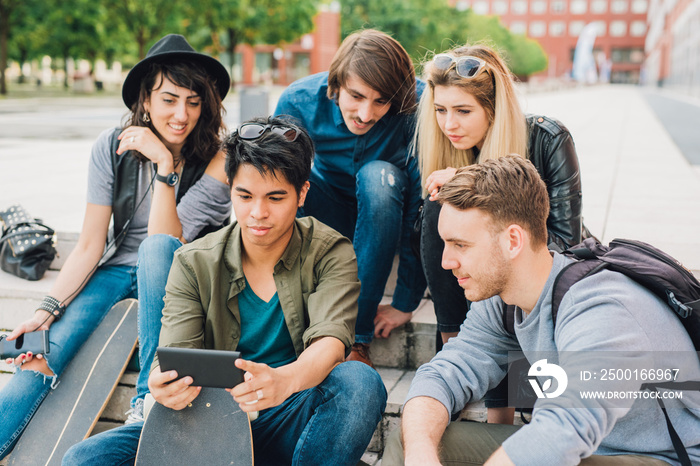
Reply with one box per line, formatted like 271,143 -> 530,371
155,172 -> 180,187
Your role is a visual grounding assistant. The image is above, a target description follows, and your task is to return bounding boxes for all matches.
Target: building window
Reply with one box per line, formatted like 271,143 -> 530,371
492,0 -> 508,14
610,20 -> 627,36
530,21 -> 547,37
611,0 -> 628,13
591,0 -> 607,13
551,0 -> 566,13
570,21 -> 586,36
254,53 -> 274,85
630,20 -> 646,36
629,49 -> 644,63
550,21 -> 566,36
455,1 -> 470,11
631,0 -> 647,13
510,21 -> 528,34
289,53 -> 311,82
512,0 -> 528,14
531,0 -> 547,14
473,1 -> 489,14
571,0 -> 588,14
611,47 -> 644,63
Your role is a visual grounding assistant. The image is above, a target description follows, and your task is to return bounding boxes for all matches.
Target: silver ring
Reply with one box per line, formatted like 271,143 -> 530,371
245,399 -> 259,405
256,389 -> 264,400
130,136 -> 135,143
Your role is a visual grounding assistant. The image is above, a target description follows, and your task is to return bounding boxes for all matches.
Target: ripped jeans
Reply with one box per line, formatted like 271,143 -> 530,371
299,160 -> 411,344
0,265 -> 138,459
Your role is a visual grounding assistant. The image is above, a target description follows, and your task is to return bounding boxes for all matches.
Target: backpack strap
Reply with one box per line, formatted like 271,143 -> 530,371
503,304 -> 517,335
642,384 -> 694,466
550,259 -> 608,326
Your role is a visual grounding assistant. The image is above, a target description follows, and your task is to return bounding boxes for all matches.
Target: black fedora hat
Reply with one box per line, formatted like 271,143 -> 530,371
122,34 -> 230,108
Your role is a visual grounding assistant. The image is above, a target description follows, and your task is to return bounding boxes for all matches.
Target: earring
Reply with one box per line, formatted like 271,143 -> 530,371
143,111 -> 151,123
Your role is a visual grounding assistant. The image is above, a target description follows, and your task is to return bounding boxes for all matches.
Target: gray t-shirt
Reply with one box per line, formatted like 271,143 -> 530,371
87,128 -> 231,266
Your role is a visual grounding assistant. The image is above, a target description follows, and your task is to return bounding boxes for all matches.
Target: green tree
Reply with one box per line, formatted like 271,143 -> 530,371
503,35 -> 548,77
339,0 -> 547,77
341,0 -> 462,63
0,0 -> 47,94
182,0 -> 317,87
38,0 -> 114,87
107,0 -> 188,59
6,0 -> 49,84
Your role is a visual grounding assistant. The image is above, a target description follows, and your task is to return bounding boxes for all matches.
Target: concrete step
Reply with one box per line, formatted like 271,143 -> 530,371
371,297 -> 437,370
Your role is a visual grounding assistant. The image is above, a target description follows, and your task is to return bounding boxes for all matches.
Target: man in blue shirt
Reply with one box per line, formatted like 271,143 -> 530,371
275,29 -> 426,367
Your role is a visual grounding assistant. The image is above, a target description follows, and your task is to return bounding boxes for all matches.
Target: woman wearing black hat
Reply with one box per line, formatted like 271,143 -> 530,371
0,34 -> 231,459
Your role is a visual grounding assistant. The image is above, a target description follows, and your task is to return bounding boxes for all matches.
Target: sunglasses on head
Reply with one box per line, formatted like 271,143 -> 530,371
238,123 -> 300,142
432,54 -> 487,79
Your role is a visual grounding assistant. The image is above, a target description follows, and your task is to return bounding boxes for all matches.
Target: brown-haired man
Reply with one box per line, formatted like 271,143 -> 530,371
275,29 -> 426,366
383,155 -> 700,465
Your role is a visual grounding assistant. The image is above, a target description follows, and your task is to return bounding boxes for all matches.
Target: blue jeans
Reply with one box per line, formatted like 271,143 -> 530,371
63,361 -> 387,466
133,234 -> 182,407
0,265 -> 138,460
300,161 -> 409,344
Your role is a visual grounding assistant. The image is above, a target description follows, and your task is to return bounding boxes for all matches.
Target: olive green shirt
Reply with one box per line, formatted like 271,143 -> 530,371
152,217 -> 359,371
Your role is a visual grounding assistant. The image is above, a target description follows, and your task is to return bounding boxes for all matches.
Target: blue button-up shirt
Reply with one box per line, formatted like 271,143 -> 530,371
274,72 -> 426,312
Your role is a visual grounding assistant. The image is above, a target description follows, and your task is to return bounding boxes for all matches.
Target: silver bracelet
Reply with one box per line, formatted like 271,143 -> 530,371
37,296 -> 67,320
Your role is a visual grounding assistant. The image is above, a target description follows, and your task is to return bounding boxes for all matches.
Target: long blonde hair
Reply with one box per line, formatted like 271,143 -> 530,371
416,44 -> 528,190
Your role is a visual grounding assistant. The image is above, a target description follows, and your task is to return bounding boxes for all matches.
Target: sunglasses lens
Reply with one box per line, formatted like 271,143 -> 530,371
270,127 -> 299,142
456,58 -> 482,78
433,55 -> 454,70
239,124 -> 265,139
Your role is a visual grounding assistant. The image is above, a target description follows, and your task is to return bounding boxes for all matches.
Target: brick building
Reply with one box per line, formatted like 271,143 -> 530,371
645,0 -> 700,96
451,0 -> 649,82
231,9 -> 340,86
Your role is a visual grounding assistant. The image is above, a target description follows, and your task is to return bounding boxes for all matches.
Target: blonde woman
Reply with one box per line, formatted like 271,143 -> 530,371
416,44 -> 590,423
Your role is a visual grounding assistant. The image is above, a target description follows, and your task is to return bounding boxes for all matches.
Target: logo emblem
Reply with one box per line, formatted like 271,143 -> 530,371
528,359 -> 568,399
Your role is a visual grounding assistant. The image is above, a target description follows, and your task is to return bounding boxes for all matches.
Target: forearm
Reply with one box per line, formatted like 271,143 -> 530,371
47,245 -> 104,306
401,396 -> 450,463
147,181 -> 184,239
46,203 -> 111,308
275,336 -> 345,394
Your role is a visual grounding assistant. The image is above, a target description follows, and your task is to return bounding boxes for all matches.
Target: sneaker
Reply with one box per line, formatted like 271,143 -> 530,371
125,397 -> 144,425
346,343 -> 374,368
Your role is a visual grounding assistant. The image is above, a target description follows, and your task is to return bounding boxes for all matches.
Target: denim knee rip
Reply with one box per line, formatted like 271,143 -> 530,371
18,357 -> 59,389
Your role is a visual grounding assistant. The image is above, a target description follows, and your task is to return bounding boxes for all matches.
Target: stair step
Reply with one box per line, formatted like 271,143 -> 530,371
371,298 -> 437,370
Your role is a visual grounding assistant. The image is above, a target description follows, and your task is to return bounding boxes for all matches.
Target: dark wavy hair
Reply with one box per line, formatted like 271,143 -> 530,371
125,60 -> 225,164
223,116 -> 314,194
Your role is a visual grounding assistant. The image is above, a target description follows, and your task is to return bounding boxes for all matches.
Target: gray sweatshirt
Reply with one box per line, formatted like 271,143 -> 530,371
406,253 -> 700,465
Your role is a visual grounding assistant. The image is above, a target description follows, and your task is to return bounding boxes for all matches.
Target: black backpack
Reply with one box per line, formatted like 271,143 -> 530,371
503,237 -> 700,466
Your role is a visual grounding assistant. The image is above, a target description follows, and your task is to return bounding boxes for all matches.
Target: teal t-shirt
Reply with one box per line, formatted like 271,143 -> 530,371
236,279 -> 297,368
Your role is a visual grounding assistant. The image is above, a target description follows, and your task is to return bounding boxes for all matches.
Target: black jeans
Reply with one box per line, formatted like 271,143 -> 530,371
420,198 -> 508,408
420,198 -> 470,333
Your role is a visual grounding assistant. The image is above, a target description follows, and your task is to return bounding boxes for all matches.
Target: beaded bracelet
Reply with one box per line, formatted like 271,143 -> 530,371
37,296 -> 67,321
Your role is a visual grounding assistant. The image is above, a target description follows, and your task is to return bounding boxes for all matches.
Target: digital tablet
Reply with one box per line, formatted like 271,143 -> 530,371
157,347 -> 244,389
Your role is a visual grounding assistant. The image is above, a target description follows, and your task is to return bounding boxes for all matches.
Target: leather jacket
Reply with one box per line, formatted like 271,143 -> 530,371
526,114 -> 586,250
106,128 -> 223,253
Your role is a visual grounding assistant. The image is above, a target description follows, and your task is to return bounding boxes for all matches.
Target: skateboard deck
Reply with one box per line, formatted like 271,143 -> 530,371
8,299 -> 138,466
135,387 -> 253,465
